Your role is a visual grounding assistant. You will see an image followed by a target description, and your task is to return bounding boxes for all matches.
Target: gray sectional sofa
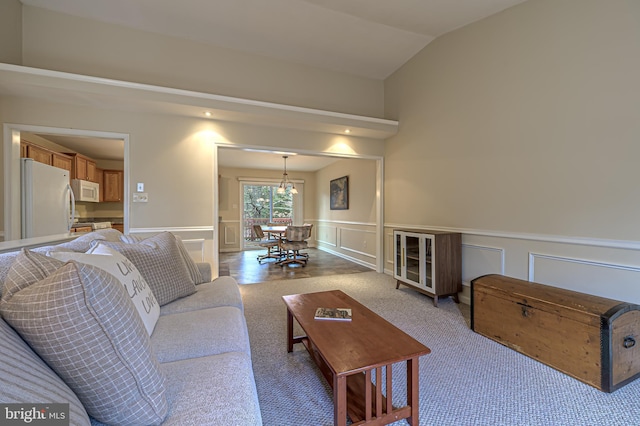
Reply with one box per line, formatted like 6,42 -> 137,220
0,229 -> 262,425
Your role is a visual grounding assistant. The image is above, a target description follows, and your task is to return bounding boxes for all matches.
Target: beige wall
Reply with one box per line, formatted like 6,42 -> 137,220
0,94 -> 383,260
315,158 -> 378,267
0,0 -> 22,65
384,0 -> 640,303
21,6 -> 383,117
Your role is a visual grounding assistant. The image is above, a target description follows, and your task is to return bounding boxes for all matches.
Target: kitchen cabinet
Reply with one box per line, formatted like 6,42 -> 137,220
71,226 -> 93,233
96,167 -> 104,202
21,141 -> 73,177
103,169 -> 124,202
52,153 -> 73,176
25,144 -> 52,165
67,153 -> 97,182
393,229 -> 462,307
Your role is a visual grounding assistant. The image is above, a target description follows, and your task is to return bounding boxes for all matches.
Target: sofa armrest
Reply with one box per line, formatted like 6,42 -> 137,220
196,262 -> 211,283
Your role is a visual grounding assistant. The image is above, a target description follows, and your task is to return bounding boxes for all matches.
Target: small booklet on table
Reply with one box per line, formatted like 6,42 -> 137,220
314,307 -> 352,321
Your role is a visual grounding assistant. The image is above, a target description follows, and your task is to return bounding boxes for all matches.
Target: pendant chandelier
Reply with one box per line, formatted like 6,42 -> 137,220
277,155 -> 298,194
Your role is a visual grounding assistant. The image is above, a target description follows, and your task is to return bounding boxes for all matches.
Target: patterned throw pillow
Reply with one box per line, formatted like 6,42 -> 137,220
120,233 -> 205,284
50,245 -> 160,335
0,260 -> 168,425
120,234 -> 145,244
1,249 -> 65,304
175,235 -> 205,284
0,317 -> 91,426
99,232 -> 196,305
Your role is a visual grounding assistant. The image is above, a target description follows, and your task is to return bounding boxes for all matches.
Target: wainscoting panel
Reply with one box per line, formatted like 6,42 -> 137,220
462,244 -> 505,285
316,224 -> 337,247
529,253 -> 640,303
339,227 -> 376,260
181,238 -> 205,262
223,225 -> 237,246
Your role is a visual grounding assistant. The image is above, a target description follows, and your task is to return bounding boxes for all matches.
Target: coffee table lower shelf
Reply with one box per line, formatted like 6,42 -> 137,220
295,335 -> 414,425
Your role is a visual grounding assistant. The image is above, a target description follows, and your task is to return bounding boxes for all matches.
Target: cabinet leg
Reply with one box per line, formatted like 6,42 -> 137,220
396,280 -> 401,290
432,295 -> 438,307
452,293 -> 460,304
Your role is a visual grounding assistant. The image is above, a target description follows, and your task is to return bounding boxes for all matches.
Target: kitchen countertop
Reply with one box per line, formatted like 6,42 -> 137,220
74,217 -> 124,225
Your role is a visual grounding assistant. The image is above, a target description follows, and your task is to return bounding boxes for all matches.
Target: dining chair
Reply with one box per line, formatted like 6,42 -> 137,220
253,225 -> 282,264
298,223 -> 313,260
279,225 -> 312,267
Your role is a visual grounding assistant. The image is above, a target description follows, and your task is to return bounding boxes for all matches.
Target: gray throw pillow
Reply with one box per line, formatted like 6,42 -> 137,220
1,249 -> 65,303
100,232 -> 196,305
175,235 -> 205,285
0,316 -> 91,426
120,233 -> 205,285
0,259 -> 168,425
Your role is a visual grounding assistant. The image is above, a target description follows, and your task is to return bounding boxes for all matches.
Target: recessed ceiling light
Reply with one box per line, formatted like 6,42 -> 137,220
204,111 -> 212,117
344,129 -> 351,134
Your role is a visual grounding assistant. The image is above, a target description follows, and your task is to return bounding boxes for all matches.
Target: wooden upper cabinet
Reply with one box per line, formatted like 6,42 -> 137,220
103,169 -> 124,202
87,160 -> 97,182
21,141 -> 73,178
67,153 -> 98,182
26,144 -> 53,165
52,153 -> 73,175
96,167 -> 104,202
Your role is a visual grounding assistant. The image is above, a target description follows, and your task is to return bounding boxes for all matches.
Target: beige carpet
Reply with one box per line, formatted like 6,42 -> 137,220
240,271 -> 640,426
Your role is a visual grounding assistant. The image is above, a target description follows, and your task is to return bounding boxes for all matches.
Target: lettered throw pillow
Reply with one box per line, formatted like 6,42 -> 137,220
50,245 -> 160,335
0,251 -> 168,425
99,232 -> 196,305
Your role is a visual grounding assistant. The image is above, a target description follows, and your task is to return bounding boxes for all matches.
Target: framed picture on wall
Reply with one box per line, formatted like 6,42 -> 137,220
330,176 -> 349,210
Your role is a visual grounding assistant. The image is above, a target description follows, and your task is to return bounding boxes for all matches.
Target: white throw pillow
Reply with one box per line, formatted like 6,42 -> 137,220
50,245 -> 160,335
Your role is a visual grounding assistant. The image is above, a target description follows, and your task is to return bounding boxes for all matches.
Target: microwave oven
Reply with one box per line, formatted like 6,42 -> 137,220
71,179 -> 100,202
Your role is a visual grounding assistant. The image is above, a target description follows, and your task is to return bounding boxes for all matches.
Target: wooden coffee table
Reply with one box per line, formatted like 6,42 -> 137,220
282,290 -> 431,426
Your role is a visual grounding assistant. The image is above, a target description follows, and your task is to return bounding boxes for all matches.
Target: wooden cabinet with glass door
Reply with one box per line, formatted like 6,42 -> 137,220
393,229 -> 462,307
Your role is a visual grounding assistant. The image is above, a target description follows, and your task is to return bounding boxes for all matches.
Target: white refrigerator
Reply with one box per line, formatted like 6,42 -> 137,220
21,158 -> 75,238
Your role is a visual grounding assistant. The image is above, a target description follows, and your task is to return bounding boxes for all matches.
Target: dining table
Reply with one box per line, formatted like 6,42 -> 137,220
261,225 -> 288,240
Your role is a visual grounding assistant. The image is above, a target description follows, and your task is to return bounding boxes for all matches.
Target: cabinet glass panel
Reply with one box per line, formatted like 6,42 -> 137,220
405,235 -> 420,285
395,234 -> 402,277
423,237 -> 433,289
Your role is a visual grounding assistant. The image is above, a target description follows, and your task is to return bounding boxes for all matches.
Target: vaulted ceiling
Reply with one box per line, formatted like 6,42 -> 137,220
19,0 -> 527,79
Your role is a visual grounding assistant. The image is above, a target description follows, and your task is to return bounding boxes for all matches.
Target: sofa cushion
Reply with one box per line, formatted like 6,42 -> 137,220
151,306 -> 250,363
196,262 -> 212,283
99,232 -> 196,305
159,276 -> 244,316
0,260 -> 168,425
159,352 -> 262,426
0,316 -> 91,426
50,245 -> 160,335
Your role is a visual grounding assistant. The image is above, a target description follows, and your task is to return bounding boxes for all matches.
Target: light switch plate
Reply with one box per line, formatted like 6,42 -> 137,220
137,183 -> 144,192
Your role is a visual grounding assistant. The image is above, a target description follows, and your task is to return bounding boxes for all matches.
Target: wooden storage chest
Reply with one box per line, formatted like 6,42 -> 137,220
471,274 -> 640,392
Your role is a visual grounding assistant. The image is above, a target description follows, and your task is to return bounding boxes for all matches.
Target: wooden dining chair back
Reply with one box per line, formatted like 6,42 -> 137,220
253,225 -> 282,264
279,225 -> 312,267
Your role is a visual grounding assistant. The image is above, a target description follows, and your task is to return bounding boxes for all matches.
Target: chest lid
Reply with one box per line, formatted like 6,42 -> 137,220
472,274 -> 626,325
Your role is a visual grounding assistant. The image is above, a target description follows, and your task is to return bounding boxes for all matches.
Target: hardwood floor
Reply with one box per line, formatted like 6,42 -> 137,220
218,248 -> 372,284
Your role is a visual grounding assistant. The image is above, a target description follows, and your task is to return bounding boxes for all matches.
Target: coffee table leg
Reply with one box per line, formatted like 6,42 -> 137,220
407,357 -> 419,425
333,374 -> 347,426
286,309 -> 294,353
